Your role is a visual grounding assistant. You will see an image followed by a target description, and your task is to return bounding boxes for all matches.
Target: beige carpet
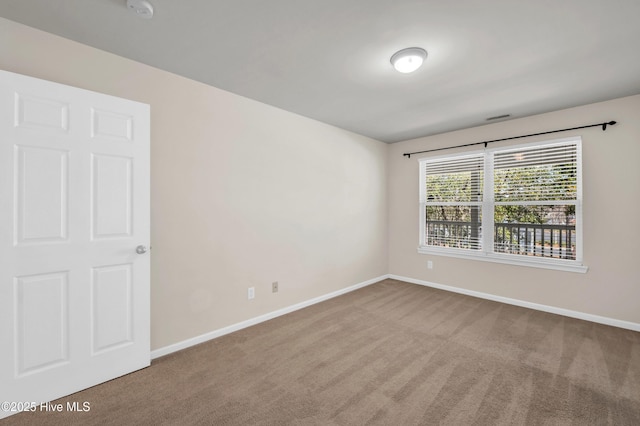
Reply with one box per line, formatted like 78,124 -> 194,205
4,279 -> 640,425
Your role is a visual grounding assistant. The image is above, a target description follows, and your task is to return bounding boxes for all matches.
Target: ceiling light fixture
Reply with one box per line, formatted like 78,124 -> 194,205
390,47 -> 427,73
126,0 -> 154,19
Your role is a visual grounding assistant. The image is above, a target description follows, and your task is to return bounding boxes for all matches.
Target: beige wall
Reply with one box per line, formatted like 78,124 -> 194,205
389,94 -> 640,324
0,18 -> 388,350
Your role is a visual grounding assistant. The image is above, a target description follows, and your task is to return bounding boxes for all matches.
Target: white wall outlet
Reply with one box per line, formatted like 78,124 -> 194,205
248,287 -> 255,300
427,260 -> 433,269
272,281 -> 278,293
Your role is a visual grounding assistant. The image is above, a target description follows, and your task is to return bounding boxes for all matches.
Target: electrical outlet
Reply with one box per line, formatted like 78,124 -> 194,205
427,260 -> 433,269
248,287 -> 255,300
272,281 -> 278,293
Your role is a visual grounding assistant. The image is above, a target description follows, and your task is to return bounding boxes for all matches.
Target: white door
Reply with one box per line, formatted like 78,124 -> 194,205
0,70 -> 150,419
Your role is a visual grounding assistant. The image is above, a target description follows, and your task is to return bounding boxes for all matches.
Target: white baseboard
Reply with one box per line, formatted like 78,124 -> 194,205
389,274 -> 640,332
151,274 -> 388,359
152,273 -> 639,359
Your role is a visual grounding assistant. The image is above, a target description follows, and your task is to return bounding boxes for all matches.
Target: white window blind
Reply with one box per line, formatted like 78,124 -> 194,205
422,154 -> 484,250
418,137 -> 584,272
493,143 -> 579,260
494,144 -> 577,202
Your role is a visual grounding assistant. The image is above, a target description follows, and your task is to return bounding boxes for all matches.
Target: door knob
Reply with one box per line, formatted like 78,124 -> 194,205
136,245 -> 148,254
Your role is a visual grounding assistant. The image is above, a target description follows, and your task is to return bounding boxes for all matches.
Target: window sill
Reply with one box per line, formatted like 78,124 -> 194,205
417,247 -> 588,273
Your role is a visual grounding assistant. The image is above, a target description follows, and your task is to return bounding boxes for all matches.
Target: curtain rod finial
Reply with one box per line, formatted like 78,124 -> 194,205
404,153 -> 411,158
603,121 -> 617,131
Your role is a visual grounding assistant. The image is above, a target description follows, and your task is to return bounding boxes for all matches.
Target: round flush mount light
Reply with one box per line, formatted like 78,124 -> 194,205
127,0 -> 154,19
390,47 -> 427,73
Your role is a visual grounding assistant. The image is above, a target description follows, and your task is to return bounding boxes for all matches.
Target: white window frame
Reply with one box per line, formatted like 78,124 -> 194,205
418,136 -> 586,273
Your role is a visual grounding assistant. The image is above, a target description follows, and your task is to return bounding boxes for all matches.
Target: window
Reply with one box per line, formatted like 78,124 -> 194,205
418,137 -> 585,272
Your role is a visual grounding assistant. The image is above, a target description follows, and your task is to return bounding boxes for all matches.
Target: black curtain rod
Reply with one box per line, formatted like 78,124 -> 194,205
402,120 -> 617,158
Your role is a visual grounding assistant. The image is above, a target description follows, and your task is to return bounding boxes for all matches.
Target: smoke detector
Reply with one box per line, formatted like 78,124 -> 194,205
126,0 -> 154,19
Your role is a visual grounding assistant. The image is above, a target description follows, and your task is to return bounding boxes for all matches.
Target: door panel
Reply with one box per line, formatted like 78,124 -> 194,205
16,271 -> 69,375
91,263 -> 133,353
15,93 -> 69,133
0,70 -> 150,420
91,154 -> 133,239
91,108 -> 132,141
15,146 -> 69,244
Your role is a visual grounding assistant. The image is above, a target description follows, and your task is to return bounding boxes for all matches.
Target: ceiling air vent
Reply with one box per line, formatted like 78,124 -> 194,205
486,114 -> 511,121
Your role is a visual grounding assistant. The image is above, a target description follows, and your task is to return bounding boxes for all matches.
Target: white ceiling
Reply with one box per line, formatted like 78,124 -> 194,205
1,0 -> 639,143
